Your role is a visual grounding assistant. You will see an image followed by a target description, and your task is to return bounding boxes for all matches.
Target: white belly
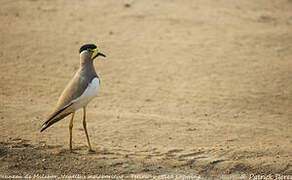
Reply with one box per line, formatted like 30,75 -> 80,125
72,77 -> 100,110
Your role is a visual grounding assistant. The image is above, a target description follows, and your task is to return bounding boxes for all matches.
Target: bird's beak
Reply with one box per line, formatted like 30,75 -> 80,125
91,49 -> 106,60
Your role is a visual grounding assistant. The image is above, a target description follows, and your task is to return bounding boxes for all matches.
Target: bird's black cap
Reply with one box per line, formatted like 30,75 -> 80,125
79,44 -> 97,53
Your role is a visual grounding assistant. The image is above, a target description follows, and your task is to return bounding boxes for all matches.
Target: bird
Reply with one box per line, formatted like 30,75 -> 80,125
40,44 -> 106,152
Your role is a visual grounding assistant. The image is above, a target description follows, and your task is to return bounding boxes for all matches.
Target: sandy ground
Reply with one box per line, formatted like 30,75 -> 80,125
0,0 -> 292,179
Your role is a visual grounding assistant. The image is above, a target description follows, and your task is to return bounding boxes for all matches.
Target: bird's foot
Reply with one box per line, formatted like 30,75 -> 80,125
88,149 -> 96,153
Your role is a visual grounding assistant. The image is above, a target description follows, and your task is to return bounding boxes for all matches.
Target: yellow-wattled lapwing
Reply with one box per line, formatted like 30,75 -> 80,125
40,44 -> 106,152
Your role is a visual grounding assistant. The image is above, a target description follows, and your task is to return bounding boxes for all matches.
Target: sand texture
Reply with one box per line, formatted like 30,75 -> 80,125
0,0 -> 291,179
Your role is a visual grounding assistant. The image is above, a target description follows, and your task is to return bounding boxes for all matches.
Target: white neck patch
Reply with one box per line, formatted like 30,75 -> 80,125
80,50 -> 88,55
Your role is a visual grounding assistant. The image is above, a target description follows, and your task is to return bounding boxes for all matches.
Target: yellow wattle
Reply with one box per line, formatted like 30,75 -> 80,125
91,49 -> 98,59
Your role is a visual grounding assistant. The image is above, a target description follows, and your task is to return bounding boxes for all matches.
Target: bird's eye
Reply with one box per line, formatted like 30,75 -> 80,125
87,49 -> 92,52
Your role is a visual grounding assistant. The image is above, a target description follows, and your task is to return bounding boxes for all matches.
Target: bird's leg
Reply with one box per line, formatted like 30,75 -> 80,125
69,112 -> 75,153
83,107 -> 93,152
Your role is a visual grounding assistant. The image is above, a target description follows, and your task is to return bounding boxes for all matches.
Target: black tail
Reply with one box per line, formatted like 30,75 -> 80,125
40,103 -> 73,132
40,112 -> 71,132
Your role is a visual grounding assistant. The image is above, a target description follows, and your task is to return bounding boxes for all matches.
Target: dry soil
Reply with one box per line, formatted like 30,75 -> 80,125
0,0 -> 292,179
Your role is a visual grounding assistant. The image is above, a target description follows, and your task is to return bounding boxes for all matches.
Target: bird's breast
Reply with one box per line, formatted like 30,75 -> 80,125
71,77 -> 100,110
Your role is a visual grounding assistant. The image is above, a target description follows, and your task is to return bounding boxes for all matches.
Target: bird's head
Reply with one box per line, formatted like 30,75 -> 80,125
79,44 -> 106,61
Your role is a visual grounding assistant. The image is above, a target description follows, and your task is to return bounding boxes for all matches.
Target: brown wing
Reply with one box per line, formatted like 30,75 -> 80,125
40,71 -> 84,132
40,67 -> 97,132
